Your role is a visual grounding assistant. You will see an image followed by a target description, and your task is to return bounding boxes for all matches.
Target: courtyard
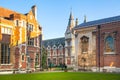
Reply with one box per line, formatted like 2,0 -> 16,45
0,72 -> 120,80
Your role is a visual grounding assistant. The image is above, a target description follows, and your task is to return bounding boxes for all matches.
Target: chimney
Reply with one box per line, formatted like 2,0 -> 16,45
31,5 -> 37,20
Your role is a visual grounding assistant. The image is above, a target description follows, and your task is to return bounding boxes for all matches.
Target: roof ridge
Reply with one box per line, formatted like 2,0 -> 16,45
0,6 -> 27,17
43,37 -> 65,41
75,15 -> 120,29
85,15 -> 120,24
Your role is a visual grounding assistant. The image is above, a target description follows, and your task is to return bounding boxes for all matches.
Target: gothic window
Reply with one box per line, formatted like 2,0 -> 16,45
105,36 -> 114,52
1,43 -> 10,64
81,36 -> 89,53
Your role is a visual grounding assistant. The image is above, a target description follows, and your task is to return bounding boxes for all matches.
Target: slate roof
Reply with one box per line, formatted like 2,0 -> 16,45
75,15 -> 120,29
42,37 -> 65,48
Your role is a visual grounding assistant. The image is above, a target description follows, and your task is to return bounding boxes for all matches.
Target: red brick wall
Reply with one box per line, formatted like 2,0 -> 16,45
14,47 -> 20,69
0,65 -> 13,70
0,34 -> 11,43
96,21 -> 120,68
47,46 -> 65,65
0,6 -> 42,71
29,52 -> 35,69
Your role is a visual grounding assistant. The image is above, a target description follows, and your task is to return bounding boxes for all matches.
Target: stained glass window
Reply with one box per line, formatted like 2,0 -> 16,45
105,36 -> 114,52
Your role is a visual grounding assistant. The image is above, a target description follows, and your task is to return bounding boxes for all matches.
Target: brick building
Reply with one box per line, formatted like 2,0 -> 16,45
74,15 -> 120,72
42,11 -> 120,72
42,12 -> 77,67
0,5 -> 42,73
43,37 -> 65,66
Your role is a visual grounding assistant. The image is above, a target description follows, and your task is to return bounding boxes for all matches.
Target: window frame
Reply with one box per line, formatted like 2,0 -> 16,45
28,37 -> 34,46
1,43 -> 10,64
80,36 -> 89,54
104,36 -> 115,54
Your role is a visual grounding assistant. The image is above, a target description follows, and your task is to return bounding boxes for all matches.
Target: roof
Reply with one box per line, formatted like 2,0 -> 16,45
75,15 -> 120,29
42,37 -> 65,48
0,6 -> 25,18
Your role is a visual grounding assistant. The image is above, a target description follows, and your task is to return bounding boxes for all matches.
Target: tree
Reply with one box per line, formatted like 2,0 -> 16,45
42,47 -> 47,69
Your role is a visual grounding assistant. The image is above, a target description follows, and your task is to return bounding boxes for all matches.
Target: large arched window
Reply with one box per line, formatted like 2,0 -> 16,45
105,36 -> 114,52
81,36 -> 89,53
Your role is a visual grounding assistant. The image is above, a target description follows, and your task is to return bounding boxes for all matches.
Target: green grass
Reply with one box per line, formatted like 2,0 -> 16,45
0,72 -> 120,80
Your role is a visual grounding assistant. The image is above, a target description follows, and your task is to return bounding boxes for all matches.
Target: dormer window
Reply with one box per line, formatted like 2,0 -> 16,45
53,45 -> 57,50
47,46 -> 51,50
59,45 -> 62,49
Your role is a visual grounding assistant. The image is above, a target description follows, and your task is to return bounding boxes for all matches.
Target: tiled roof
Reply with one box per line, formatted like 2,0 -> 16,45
42,37 -> 65,48
75,15 -> 120,29
0,6 -> 26,19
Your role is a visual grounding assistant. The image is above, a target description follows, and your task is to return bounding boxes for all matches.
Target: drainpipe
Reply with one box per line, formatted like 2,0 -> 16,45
40,34 -> 42,70
97,25 -> 101,72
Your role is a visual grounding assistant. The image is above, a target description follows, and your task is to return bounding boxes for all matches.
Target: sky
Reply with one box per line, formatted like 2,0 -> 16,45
0,0 -> 120,40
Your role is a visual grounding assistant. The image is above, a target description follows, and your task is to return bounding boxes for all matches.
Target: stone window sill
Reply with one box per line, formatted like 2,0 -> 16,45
104,52 -> 115,55
0,64 -> 12,66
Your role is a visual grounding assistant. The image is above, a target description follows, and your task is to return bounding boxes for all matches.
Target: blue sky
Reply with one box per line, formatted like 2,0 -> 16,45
0,0 -> 120,40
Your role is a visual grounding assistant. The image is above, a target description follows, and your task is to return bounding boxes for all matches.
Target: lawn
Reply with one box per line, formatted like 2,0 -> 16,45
0,72 -> 120,80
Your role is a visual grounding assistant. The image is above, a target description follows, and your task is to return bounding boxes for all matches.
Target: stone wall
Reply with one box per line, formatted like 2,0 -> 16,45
75,27 -> 96,70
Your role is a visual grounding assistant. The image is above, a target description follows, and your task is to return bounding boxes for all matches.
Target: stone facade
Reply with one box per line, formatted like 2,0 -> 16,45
0,5 -> 42,73
74,27 -> 96,70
